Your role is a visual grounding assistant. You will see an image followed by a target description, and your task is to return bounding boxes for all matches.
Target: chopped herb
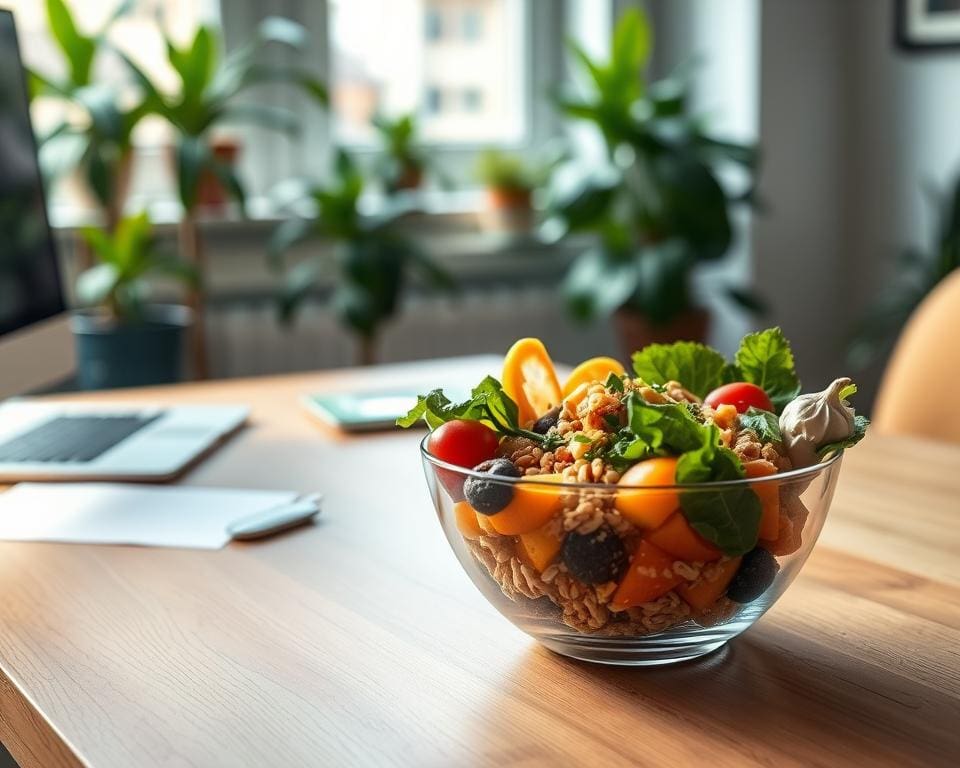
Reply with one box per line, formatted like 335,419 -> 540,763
739,407 -> 782,444
817,414 -> 870,457
572,434 -> 593,444
605,372 -> 625,393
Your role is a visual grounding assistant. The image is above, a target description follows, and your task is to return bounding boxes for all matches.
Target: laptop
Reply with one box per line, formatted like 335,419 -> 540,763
0,9 -> 246,482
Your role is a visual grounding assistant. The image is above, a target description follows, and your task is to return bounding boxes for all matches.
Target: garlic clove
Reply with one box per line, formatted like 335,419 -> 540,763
778,377 -> 856,468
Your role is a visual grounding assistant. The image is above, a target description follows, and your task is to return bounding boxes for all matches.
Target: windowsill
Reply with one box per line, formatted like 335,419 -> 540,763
50,189 -> 588,303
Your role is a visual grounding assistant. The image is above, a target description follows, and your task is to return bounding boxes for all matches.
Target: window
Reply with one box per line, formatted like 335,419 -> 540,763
425,86 -> 444,114
462,8 -> 482,41
425,8 -> 444,41
9,0 -> 218,140
329,0 -> 527,145
462,88 -> 483,112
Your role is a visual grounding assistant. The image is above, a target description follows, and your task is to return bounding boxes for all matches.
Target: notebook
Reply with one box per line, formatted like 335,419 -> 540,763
0,483 -> 300,549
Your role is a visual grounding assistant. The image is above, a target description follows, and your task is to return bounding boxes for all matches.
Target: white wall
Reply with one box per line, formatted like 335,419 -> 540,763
755,0 -> 960,407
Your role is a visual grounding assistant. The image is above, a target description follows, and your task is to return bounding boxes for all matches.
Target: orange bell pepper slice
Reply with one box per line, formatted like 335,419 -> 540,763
561,356 -> 625,397
502,338 -> 562,427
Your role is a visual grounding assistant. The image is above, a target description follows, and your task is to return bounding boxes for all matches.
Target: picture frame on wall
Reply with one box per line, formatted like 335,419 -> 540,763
896,0 -> 960,50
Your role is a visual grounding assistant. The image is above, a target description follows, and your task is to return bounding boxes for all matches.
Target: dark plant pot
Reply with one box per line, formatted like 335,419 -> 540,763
614,306 -> 710,357
392,164 -> 423,192
71,305 -> 193,390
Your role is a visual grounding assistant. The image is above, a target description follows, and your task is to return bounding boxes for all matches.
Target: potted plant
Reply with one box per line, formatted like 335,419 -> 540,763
268,151 -> 454,365
474,148 -> 563,233
372,113 -> 434,193
552,8 -> 763,352
27,0 -> 148,230
72,211 -> 197,389
120,16 -> 327,375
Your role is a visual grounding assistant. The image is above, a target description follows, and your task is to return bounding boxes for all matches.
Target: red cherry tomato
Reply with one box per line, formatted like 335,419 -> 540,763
428,420 -> 500,502
428,419 -> 499,468
704,382 -> 773,414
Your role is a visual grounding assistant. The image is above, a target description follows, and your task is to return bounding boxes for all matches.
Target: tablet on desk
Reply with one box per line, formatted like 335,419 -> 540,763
302,391 -> 423,432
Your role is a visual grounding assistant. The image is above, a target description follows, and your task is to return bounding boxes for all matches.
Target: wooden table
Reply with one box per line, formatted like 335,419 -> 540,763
0,357 -> 957,768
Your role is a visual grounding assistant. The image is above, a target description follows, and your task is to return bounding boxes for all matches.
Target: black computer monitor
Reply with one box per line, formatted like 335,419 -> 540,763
0,9 -> 66,338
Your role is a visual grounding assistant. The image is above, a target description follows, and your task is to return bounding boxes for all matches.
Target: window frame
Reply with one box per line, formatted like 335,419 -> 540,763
223,0 -> 568,194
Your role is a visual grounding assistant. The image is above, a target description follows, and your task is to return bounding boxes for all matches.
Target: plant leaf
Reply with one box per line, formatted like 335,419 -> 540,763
734,327 -> 801,412
739,407 -> 782,444
631,340 -> 732,398
45,0 -> 96,87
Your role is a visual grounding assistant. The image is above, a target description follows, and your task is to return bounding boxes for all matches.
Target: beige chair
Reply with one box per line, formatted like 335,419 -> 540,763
873,268 -> 960,443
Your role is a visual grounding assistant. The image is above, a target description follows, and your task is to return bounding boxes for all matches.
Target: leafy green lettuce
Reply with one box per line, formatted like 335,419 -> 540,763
397,376 -> 543,441
631,342 -> 734,399
631,327 -> 802,414
675,424 -> 762,556
605,395 -> 762,555
734,328 -> 801,412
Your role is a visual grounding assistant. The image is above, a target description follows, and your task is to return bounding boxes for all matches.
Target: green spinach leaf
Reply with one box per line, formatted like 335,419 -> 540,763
734,328 -> 801,412
631,341 -> 733,398
739,406 -> 782,444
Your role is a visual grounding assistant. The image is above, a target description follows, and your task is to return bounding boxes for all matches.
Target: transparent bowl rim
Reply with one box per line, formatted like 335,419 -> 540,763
420,433 -> 843,491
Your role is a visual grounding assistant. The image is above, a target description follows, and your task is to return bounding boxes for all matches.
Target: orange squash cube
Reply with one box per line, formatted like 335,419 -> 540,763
744,460 -> 780,541
487,474 -> 565,535
517,523 -> 563,572
454,501 -> 483,540
610,541 -> 684,611
645,512 -> 722,562
677,557 -> 742,611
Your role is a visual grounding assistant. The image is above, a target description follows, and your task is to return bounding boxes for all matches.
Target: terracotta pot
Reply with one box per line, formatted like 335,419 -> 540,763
164,139 -> 241,212
196,139 -> 241,210
481,186 -> 534,233
613,306 -> 711,357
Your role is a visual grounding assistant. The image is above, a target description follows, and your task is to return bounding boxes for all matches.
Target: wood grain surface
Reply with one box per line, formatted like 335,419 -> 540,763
0,357 -> 957,768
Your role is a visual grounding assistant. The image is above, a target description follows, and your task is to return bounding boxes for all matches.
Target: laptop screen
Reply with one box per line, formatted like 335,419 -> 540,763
0,10 -> 65,338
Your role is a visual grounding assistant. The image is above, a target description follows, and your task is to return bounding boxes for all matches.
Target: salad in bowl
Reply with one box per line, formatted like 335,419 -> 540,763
401,329 -> 867,665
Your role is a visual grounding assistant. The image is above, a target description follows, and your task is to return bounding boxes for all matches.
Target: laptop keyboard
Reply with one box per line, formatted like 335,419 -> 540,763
0,414 -> 162,464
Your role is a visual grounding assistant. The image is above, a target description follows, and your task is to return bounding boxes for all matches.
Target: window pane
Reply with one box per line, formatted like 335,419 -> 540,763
8,0 -> 217,141
330,0 -> 526,145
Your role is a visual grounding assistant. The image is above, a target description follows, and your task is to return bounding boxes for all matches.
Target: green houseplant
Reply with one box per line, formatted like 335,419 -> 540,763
849,172 -> 960,369
27,0 -> 146,229
120,16 -> 327,375
372,113 -> 433,193
268,151 -> 453,365
72,211 -> 197,389
475,148 -> 560,233
552,8 -> 762,351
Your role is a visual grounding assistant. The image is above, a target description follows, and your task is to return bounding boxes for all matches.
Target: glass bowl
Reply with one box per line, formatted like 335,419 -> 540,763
421,436 -> 844,666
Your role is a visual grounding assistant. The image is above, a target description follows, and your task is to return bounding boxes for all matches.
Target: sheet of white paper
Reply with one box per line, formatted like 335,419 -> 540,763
0,483 -> 299,549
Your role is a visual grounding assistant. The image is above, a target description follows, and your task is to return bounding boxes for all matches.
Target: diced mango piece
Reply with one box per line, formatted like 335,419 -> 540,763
744,459 -> 780,541
611,541 -> 684,611
454,501 -> 483,540
517,523 -> 563,572
645,512 -> 722,562
762,493 -> 809,556
487,474 -> 565,535
677,557 -> 742,611
615,457 -> 680,529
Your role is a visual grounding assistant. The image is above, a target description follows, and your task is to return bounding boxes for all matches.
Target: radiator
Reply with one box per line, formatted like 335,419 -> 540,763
205,286 -> 619,378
